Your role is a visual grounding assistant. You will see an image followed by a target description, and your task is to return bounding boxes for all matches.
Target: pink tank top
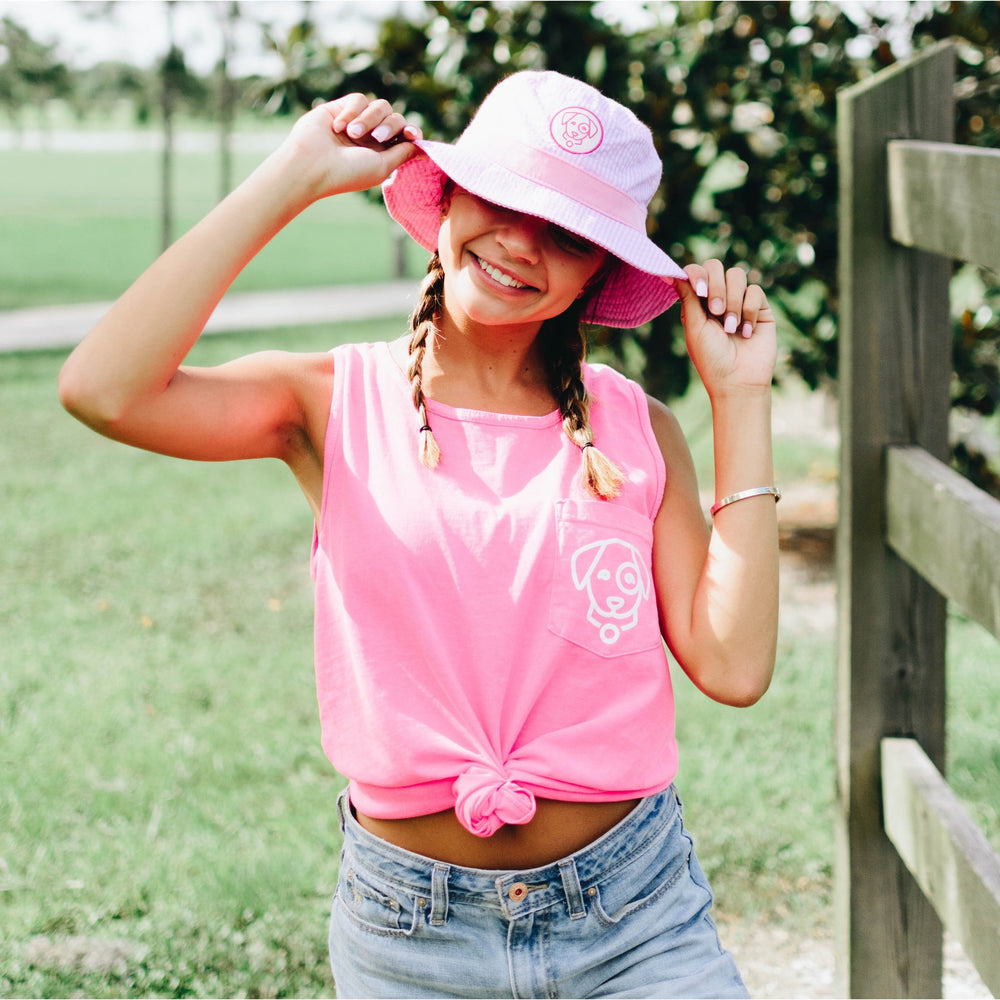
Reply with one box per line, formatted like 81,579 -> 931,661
311,340 -> 677,837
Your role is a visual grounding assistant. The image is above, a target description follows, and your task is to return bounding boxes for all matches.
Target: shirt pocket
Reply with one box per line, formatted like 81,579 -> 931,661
548,499 -> 661,659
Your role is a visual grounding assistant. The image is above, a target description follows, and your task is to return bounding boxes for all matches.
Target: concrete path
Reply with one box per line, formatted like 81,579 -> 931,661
0,281 -> 419,353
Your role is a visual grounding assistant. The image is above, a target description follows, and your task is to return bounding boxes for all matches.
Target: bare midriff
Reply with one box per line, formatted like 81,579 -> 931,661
355,797 -> 641,869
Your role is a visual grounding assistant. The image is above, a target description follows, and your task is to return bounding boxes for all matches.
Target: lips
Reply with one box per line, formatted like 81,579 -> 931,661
472,254 -> 536,291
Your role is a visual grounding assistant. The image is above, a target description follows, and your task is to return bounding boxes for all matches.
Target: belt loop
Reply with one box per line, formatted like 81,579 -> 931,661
336,790 -> 349,833
558,859 -> 586,920
430,863 -> 450,926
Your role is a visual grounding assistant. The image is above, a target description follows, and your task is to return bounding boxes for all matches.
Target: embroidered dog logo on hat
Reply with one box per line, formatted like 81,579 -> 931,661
550,107 -> 604,155
571,538 -> 651,644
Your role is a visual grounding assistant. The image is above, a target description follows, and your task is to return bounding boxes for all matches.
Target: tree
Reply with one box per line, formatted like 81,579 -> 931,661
70,60 -> 152,122
215,0 -> 241,199
160,0 -> 179,250
157,0 -> 210,248
0,16 -> 71,131
250,2 -> 339,115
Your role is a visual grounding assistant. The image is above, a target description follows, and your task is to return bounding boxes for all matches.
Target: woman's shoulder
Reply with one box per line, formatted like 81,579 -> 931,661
326,338 -> 382,364
327,337 -> 405,376
582,360 -> 680,430
582,360 -> 648,416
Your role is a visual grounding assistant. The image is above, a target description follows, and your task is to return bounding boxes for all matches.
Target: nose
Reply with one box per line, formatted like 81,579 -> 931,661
494,209 -> 546,263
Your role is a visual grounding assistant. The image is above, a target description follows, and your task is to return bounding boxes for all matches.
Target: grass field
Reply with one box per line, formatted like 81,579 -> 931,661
2,318 -> 997,997
0,138 -> 428,310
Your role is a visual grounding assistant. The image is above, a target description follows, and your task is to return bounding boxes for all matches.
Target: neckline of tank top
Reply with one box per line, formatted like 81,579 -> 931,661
377,339 -> 565,428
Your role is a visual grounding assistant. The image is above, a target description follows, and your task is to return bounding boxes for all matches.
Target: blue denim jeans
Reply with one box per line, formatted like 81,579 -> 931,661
328,787 -> 748,999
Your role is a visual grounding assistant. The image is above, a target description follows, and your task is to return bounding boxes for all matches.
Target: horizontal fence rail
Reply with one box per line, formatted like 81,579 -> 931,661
888,140 -> 1000,271
886,446 -> 1000,642
882,738 -> 1000,998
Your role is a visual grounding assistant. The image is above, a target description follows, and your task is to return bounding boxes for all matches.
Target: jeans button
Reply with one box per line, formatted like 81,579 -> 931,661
508,881 -> 528,901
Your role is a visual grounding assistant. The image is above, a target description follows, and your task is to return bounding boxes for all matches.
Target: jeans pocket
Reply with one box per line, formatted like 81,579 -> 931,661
590,820 -> 712,929
548,499 -> 661,658
333,864 -> 423,938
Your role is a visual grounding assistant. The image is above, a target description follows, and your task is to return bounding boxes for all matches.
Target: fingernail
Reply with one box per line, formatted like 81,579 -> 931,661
371,125 -> 391,143
710,297 -> 725,315
742,322 -> 754,339
696,280 -> 708,298
724,313 -> 738,334
347,122 -> 365,138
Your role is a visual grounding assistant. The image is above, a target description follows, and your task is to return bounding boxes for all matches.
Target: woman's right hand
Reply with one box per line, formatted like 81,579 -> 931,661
284,94 -> 424,202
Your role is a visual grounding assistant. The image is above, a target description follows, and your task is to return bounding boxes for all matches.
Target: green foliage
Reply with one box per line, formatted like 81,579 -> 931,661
0,16 -> 71,125
70,61 -> 153,123
919,1 -> 1000,148
160,44 -> 209,113
251,14 -> 339,115
951,270 -> 1000,495
918,3 -> 1000,495
640,2 -> 856,392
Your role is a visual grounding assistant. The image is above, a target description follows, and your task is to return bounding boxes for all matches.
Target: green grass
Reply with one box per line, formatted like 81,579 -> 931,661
672,627 -> 837,932
0,143 -> 429,309
947,611 -> 1000,854
2,324 -> 998,996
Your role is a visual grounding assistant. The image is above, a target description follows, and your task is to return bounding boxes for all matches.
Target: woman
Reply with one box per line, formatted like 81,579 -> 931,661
60,70 -> 779,998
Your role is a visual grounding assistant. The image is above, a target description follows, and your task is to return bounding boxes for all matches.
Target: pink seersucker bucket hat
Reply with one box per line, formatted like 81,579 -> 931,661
382,71 -> 687,329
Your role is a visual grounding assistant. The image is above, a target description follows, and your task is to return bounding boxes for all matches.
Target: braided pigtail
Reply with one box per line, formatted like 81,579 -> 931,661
408,253 -> 446,469
540,305 -> 625,501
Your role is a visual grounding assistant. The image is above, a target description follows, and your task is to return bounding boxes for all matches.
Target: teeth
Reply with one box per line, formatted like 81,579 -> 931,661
477,256 -> 527,289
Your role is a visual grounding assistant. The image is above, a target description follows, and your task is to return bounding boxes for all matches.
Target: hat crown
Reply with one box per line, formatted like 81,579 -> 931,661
459,72 -> 662,210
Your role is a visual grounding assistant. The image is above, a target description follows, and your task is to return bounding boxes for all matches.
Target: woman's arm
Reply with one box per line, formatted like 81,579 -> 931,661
649,261 -> 779,707
58,96 -> 422,467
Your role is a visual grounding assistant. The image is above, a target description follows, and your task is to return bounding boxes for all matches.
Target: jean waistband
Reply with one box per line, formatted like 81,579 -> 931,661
337,786 -> 679,920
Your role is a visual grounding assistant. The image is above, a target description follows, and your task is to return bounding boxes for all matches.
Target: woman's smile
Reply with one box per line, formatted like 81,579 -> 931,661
470,252 -> 538,292
469,250 -> 538,291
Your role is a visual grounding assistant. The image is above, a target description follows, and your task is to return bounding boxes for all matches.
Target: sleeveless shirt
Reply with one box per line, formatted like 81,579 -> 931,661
311,340 -> 678,837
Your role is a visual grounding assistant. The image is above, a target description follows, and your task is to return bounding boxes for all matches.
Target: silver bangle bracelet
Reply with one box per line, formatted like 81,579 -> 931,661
710,486 -> 782,517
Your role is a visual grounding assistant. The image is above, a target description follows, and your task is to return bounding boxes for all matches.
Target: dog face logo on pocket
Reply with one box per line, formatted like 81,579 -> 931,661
571,539 -> 651,645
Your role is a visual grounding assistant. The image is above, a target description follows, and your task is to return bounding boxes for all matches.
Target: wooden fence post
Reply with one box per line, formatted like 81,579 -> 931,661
835,42 -> 955,997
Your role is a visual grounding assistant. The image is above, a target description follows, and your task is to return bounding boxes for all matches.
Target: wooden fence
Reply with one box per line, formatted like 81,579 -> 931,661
836,41 -> 1000,997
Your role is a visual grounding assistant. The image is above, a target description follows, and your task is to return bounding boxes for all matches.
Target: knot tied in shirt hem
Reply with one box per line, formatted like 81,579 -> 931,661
453,764 -> 537,838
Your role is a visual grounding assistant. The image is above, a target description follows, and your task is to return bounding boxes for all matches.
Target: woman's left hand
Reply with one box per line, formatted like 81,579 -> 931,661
675,260 -> 777,400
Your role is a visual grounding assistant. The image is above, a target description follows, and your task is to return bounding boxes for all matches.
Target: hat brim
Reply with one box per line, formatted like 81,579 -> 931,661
382,142 -> 686,328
